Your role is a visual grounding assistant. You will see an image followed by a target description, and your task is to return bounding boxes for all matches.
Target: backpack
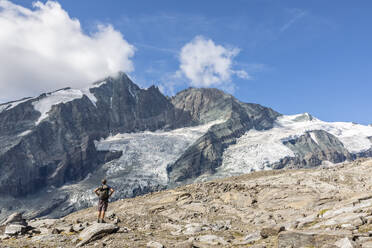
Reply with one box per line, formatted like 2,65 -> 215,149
98,185 -> 110,201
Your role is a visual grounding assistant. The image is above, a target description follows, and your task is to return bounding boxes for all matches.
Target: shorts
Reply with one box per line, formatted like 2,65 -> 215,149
98,199 -> 108,212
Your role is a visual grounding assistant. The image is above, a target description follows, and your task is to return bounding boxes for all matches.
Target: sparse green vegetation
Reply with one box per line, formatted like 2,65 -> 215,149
358,224 -> 372,233
318,208 -> 330,217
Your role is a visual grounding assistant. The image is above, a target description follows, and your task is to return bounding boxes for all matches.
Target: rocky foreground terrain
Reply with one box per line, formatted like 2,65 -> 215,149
2,158 -> 372,247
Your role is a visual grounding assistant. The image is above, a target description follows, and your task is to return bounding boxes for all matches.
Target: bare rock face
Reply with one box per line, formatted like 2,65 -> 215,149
273,130 -> 353,169
168,88 -> 280,184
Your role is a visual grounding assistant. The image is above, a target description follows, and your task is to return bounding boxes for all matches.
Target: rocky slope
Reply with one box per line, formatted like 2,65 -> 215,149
2,158 -> 372,247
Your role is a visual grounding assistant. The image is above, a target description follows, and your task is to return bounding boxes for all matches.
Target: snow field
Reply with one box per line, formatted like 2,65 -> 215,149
218,113 -> 372,176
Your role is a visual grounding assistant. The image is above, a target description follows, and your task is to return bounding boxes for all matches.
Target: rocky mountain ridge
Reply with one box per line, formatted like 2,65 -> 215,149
2,158 -> 372,247
1,72 -> 372,221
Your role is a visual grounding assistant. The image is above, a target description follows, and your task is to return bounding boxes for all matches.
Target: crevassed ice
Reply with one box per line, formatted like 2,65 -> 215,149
219,113 -> 372,176
95,120 -> 225,185
32,81 -> 106,124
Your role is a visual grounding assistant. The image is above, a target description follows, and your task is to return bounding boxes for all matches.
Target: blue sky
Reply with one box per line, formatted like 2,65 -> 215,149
3,0 -> 372,124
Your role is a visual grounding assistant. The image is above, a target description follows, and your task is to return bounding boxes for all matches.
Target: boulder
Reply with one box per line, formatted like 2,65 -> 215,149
278,231 -> 352,248
56,223 -> 74,233
183,223 -> 204,235
4,224 -> 27,236
73,223 -> 85,232
174,240 -> 194,248
28,219 -> 58,229
196,234 -> 228,245
244,231 -> 261,244
362,241 -> 372,248
147,241 -> 164,248
312,212 -> 366,229
334,237 -> 355,248
76,223 -> 119,247
31,234 -> 67,243
0,234 -> 10,240
2,212 -> 27,226
260,226 -> 285,238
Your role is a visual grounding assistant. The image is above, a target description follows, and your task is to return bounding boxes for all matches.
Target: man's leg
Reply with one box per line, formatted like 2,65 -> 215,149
97,200 -> 104,223
100,202 -> 108,222
101,210 -> 106,223
97,211 -> 102,222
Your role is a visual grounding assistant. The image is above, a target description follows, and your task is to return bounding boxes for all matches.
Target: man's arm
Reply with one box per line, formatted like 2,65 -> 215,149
93,188 -> 100,196
109,188 -> 115,197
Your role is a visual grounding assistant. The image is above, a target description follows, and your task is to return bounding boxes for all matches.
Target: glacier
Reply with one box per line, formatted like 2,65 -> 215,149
217,113 -> 372,177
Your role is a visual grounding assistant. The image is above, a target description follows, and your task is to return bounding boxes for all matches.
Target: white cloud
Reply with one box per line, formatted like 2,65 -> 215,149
177,36 -> 249,91
0,0 -> 135,102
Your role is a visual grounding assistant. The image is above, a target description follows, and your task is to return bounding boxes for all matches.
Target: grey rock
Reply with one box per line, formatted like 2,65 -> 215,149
4,224 -> 27,236
2,212 -> 27,226
56,223 -> 74,233
76,223 -> 119,247
334,237 -> 355,248
117,227 -> 130,233
0,234 -> 10,240
73,223 -> 85,232
196,234 -> 228,245
260,226 -> 285,238
28,218 -> 58,229
183,223 -> 203,235
174,240 -> 194,248
31,234 -> 66,242
146,241 -> 164,248
278,231 -> 352,248
362,241 -> 372,248
113,217 -> 120,224
244,231 -> 261,244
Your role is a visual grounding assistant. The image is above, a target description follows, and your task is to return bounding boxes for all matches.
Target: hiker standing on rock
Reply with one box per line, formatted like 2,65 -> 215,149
94,179 -> 115,223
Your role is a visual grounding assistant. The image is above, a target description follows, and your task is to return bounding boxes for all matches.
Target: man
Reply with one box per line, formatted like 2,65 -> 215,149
94,179 -> 115,223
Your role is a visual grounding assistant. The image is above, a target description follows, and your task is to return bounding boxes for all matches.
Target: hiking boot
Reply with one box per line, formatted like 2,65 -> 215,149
101,219 -> 106,223
97,219 -> 101,223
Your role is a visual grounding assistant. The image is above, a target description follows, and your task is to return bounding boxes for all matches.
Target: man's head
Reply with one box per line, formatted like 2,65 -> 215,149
102,179 -> 107,185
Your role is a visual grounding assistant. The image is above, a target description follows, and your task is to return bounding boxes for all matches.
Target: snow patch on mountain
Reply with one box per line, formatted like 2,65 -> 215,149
218,113 -> 372,176
0,97 -> 33,114
309,132 -> 319,145
32,81 -> 106,124
18,130 -> 32,137
32,89 -> 84,124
